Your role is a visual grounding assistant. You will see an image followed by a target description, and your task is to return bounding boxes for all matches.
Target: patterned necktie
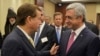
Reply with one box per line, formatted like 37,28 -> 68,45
28,37 -> 35,47
66,32 -> 75,53
34,28 -> 40,47
56,27 -> 60,43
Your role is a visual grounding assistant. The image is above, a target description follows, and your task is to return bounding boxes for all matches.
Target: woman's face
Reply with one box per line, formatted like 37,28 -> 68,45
9,18 -> 16,25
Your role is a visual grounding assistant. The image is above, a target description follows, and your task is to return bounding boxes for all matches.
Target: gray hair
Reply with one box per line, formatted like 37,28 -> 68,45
66,3 -> 86,22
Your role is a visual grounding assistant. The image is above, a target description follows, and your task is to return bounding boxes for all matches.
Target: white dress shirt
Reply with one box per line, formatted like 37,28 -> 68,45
71,23 -> 86,41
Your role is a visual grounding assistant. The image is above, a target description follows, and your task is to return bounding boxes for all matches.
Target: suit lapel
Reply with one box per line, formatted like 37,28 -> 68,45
55,27 -> 65,44
61,27 -> 66,39
66,28 -> 87,55
15,27 -> 35,50
54,27 -> 58,44
36,23 -> 47,47
61,30 -> 71,55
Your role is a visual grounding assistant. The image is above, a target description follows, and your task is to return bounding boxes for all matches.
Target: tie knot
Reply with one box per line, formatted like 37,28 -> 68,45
71,32 -> 75,35
57,27 -> 60,30
71,32 -> 76,37
37,27 -> 40,32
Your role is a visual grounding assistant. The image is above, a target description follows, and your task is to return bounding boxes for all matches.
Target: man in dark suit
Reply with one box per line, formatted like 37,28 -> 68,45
59,3 -> 100,56
33,7 -> 56,51
51,12 -> 67,44
1,3 -> 59,56
34,22 -> 56,51
44,16 -> 52,25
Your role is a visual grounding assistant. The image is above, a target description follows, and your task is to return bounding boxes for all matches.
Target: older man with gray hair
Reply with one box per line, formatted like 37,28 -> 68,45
59,3 -> 100,56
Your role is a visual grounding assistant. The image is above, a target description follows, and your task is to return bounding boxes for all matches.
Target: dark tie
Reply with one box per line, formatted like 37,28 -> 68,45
34,28 -> 40,47
56,27 -> 60,43
66,32 -> 75,53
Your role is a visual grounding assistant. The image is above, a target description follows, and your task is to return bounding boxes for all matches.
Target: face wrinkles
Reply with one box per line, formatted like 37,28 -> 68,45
65,9 -> 79,30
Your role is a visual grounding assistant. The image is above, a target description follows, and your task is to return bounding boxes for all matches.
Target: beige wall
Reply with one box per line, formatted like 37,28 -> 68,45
85,3 -> 100,24
85,3 -> 97,24
96,4 -> 100,13
44,0 -> 55,23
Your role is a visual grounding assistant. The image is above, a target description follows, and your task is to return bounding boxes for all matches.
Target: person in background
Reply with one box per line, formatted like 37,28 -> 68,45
44,16 -> 51,25
0,31 -> 2,38
33,6 -> 56,52
98,24 -> 100,37
1,3 -> 59,56
4,8 -> 16,38
85,21 -> 99,35
0,31 -> 2,49
88,20 -> 94,24
59,3 -> 100,56
51,12 -> 67,44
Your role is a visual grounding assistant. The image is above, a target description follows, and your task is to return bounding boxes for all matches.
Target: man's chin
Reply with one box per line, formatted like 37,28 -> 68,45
67,26 -> 72,29
67,25 -> 72,28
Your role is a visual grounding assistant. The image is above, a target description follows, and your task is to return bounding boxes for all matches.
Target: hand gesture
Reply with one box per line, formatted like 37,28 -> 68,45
50,43 -> 59,55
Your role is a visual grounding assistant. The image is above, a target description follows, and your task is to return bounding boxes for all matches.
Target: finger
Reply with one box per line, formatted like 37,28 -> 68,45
55,46 -> 59,49
53,43 -> 56,47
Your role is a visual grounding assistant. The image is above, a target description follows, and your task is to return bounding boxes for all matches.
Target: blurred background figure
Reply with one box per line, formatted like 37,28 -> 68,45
0,31 -> 2,49
51,12 -> 67,44
44,16 -> 51,25
88,20 -> 94,24
33,6 -> 56,51
98,24 -> 100,38
3,8 -> 16,39
85,21 -> 99,35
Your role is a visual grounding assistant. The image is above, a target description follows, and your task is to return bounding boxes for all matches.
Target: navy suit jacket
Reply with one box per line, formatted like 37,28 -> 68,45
35,23 -> 56,51
59,27 -> 100,56
52,26 -> 67,45
1,27 -> 50,56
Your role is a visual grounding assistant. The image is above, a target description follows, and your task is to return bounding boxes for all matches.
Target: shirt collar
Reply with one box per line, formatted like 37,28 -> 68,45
17,25 -> 31,40
40,21 -> 45,29
71,23 -> 86,36
55,26 -> 62,30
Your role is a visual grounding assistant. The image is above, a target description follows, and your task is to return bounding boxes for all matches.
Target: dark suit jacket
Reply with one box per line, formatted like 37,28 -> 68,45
51,25 -> 67,45
59,28 -> 100,56
1,27 -> 50,56
85,22 -> 99,35
35,23 -> 56,51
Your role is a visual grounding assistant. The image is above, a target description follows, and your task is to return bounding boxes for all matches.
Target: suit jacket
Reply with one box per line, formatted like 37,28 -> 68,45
51,25 -> 67,45
35,23 -> 56,51
85,22 -> 99,35
59,27 -> 100,56
1,27 -> 50,56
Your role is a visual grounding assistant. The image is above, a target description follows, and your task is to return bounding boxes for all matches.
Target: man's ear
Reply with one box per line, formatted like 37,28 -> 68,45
26,16 -> 32,24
